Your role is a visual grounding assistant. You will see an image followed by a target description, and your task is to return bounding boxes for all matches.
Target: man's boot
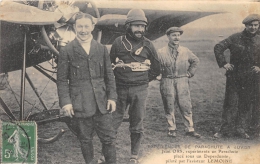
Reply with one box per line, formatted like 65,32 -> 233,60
130,133 -> 143,160
102,143 -> 117,164
81,141 -> 95,164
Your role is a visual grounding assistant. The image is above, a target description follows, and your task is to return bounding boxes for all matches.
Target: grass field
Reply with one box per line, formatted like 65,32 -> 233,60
1,37 -> 260,164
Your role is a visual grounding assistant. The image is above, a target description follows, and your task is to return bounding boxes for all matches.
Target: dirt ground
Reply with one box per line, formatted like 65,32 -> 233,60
1,38 -> 260,164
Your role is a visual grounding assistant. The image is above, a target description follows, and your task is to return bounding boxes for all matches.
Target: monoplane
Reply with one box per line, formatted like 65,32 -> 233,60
0,0 -> 221,143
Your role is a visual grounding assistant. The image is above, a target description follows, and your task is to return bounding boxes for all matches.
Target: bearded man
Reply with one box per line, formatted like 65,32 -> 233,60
110,8 -> 160,164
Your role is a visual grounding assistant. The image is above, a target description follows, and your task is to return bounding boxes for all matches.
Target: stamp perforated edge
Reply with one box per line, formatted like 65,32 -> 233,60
0,121 -> 37,164
0,120 -> 2,163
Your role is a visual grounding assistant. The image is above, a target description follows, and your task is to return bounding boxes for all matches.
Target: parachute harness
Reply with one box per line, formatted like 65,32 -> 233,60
122,35 -> 133,52
112,36 -> 151,71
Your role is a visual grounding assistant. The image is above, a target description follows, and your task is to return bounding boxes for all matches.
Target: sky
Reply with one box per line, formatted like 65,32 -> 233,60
160,1 -> 260,40
179,1 -> 260,29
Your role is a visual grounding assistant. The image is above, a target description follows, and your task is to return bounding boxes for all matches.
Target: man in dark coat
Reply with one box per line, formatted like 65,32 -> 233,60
214,14 -> 260,139
110,9 -> 160,164
57,13 -> 117,164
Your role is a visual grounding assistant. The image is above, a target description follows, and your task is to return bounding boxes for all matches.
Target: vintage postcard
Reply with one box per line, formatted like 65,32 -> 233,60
0,0 -> 260,164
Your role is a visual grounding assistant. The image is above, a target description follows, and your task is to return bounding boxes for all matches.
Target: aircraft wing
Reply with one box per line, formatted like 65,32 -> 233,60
0,0 -> 223,73
89,1 -> 223,44
95,10 -> 220,44
0,1 -> 62,25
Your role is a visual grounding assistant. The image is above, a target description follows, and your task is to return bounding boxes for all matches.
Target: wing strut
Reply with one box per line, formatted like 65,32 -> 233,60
33,65 -> 57,83
20,32 -> 27,121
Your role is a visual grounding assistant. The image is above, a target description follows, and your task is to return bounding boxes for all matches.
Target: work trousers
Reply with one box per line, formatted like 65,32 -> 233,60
160,77 -> 194,132
75,110 -> 117,164
112,84 -> 148,159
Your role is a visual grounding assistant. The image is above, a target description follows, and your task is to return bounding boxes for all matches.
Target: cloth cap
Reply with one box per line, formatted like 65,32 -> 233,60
242,14 -> 260,24
125,9 -> 147,25
166,27 -> 183,35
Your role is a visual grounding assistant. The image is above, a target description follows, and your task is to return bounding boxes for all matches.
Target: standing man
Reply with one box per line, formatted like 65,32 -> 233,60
157,27 -> 201,138
57,13 -> 117,164
110,9 -> 160,164
214,14 -> 260,139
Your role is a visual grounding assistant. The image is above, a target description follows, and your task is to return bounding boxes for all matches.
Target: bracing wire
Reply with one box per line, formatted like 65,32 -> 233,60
4,76 -> 42,111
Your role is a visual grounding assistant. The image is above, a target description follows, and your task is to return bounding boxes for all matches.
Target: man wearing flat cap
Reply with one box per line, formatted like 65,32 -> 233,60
214,14 -> 260,139
157,26 -> 201,138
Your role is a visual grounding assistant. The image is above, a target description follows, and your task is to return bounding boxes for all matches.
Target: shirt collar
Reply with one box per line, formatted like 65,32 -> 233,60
168,42 -> 179,52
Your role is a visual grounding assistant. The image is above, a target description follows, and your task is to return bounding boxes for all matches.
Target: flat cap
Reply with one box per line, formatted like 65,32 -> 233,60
166,27 -> 183,35
242,14 -> 260,24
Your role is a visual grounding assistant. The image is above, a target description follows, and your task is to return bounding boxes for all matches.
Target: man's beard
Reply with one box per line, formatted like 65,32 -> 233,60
127,28 -> 145,41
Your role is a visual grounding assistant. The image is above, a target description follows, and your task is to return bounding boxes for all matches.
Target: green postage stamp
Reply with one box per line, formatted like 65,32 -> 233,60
1,121 -> 37,164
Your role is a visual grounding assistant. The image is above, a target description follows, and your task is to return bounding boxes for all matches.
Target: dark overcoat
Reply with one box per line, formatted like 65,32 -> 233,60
214,29 -> 260,75
57,38 -> 117,118
214,30 -> 260,132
